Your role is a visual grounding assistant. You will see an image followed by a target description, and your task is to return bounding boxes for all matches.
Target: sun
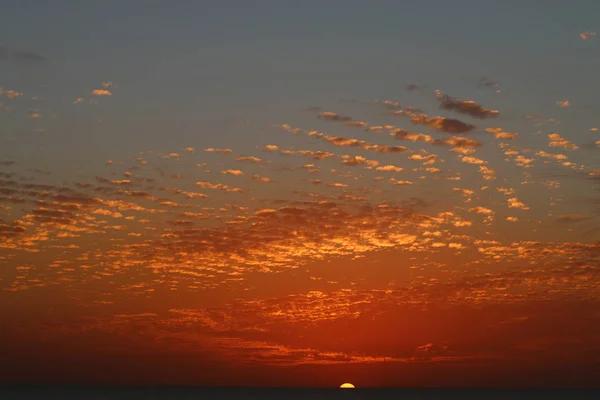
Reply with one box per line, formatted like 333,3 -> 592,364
340,383 -> 355,389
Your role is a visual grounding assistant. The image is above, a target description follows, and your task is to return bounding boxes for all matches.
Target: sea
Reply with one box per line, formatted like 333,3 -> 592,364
1,387 -> 599,400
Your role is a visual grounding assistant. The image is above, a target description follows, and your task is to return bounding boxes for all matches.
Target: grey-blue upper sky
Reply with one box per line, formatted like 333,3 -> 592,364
1,0 -> 599,188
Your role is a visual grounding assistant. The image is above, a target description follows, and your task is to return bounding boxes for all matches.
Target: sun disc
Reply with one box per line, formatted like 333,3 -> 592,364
340,383 -> 355,389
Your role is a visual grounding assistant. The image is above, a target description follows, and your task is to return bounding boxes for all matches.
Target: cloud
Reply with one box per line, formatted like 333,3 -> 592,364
297,150 -> 336,160
0,46 -> 47,65
477,77 -> 498,89
317,111 -> 353,122
548,133 -> 578,150
555,214 -> 589,223
95,176 -> 132,186
376,165 -> 404,172
221,169 -> 245,176
443,137 -> 482,149
392,129 -> 436,144
252,175 -> 272,183
389,179 -> 413,185
536,150 -> 568,161
279,124 -> 408,154
485,127 -> 518,140
92,89 -> 112,96
461,156 -> 487,165
340,155 -> 368,166
507,197 -> 529,211
410,114 -> 475,134
324,134 -> 405,153
316,111 -> 369,129
263,145 -> 280,152
204,148 -> 233,154
235,156 -> 263,163
436,91 -> 500,119
556,100 -> 570,108
195,181 -> 243,193
3,89 -> 22,99
408,154 -> 438,165
469,206 -> 494,215
479,165 -> 496,180
580,31 -> 596,40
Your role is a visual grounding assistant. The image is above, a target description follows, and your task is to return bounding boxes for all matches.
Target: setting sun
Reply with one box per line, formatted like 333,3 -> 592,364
340,383 -> 355,389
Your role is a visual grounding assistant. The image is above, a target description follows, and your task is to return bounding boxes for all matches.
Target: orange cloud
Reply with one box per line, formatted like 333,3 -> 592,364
580,31 -> 596,40
195,181 -> 243,193
5,89 -> 23,99
485,127 -> 518,140
204,148 -> 233,154
221,169 -> 245,176
410,114 -> 475,134
236,155 -> 263,163
548,133 -> 578,150
92,89 -> 112,96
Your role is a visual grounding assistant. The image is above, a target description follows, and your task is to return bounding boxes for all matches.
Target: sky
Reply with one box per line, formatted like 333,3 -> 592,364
1,0 -> 600,388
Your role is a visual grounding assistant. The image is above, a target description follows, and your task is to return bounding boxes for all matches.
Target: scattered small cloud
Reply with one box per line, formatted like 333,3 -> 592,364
221,169 -> 245,176
548,133 -> 578,150
485,127 -> 518,140
3,90 -> 22,99
580,31 -> 596,40
92,89 -> 112,97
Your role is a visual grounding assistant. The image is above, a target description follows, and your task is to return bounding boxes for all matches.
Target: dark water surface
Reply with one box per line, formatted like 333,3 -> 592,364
1,388 -> 599,400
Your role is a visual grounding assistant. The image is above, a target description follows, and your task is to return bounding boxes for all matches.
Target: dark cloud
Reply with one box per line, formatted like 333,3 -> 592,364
0,46 -> 47,65
555,214 -> 590,223
406,83 -> 423,91
477,77 -> 498,89
436,92 -> 500,119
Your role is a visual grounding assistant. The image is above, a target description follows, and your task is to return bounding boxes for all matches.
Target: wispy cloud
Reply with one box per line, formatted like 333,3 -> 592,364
0,46 -> 47,65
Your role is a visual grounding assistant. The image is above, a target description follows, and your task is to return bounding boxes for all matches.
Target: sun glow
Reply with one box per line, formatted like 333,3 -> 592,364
340,383 -> 355,389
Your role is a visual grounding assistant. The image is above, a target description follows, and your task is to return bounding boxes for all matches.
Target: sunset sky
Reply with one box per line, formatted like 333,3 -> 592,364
2,0 -> 600,388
